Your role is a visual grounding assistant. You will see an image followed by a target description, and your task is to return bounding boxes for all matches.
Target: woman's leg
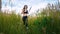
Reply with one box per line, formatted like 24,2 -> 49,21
25,18 -> 28,27
22,16 -> 28,27
22,17 -> 25,25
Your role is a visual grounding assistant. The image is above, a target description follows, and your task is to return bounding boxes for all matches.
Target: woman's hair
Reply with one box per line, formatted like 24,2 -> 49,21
23,5 -> 28,12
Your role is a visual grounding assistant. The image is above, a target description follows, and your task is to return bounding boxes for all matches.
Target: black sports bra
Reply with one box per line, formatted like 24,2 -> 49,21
24,10 -> 28,14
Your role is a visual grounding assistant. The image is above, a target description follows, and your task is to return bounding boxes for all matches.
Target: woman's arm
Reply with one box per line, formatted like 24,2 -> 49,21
21,9 -> 24,14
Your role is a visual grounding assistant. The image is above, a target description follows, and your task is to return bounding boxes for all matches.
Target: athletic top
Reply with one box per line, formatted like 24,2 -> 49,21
24,10 -> 28,14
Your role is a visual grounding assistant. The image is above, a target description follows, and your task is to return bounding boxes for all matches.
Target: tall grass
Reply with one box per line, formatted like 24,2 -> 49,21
0,9 -> 60,34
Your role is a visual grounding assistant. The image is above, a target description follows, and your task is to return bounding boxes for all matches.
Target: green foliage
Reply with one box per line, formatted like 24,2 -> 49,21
0,8 -> 60,34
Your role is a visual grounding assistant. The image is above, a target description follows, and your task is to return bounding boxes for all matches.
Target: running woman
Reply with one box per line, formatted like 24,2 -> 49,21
21,5 -> 29,29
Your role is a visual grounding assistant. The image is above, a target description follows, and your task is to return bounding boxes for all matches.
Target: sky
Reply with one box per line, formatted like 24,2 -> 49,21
1,0 -> 59,14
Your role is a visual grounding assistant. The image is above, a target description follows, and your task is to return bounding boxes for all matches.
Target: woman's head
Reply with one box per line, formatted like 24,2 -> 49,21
23,5 -> 28,9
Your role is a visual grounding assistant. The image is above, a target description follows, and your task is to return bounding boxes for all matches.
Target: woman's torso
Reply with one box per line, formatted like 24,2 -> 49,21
22,10 -> 28,16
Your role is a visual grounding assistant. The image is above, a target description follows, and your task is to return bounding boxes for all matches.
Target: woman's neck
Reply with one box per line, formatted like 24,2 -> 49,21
24,9 -> 27,12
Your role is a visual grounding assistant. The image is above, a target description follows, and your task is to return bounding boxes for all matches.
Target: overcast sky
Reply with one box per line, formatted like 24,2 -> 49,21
2,0 -> 59,14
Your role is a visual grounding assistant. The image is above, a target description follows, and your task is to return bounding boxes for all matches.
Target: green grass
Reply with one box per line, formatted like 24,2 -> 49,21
0,10 -> 60,34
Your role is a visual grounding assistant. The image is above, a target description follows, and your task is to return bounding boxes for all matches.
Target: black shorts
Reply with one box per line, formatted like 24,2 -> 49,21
22,16 -> 27,21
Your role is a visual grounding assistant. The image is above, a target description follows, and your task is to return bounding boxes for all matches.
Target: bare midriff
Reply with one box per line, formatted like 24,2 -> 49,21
23,14 -> 28,16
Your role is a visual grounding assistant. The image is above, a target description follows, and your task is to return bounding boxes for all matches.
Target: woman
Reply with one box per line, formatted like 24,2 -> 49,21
21,5 -> 29,29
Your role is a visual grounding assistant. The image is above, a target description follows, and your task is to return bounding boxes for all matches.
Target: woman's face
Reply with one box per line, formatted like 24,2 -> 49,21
24,5 -> 28,9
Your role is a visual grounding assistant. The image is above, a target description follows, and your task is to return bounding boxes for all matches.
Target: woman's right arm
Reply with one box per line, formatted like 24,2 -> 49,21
21,9 -> 24,14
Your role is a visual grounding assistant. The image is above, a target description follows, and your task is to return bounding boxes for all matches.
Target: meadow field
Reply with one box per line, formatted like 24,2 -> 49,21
0,8 -> 60,34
